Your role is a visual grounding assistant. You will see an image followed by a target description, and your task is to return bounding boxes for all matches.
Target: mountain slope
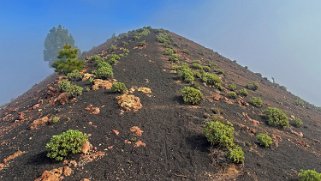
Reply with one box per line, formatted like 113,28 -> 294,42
0,27 -> 321,181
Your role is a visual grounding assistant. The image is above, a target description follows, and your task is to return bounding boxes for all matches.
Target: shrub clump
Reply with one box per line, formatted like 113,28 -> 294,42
246,82 -> 258,91
111,82 -> 128,93
228,84 -> 237,91
201,73 -> 221,87
58,80 -> 83,97
237,88 -> 248,97
227,92 -> 237,99
227,145 -> 245,164
191,62 -> 203,70
256,133 -> 273,148
106,54 -> 121,65
156,32 -> 171,45
204,120 -> 245,163
46,129 -> 88,161
249,97 -> 263,108
203,120 -> 235,148
181,86 -> 203,105
177,65 -> 194,83
168,53 -> 180,62
52,45 -> 84,74
264,107 -> 289,128
67,70 -> 82,81
163,48 -> 175,56
93,61 -> 113,79
298,169 -> 321,181
292,118 -> 303,128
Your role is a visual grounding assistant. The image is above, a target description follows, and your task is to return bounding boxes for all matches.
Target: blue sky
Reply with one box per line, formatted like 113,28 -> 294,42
1,0 -> 321,105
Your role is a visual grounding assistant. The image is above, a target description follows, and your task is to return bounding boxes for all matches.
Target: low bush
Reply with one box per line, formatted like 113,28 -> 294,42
228,84 -> 237,91
256,133 -> 273,148
237,88 -> 249,97
191,62 -> 203,70
168,53 -> 180,62
156,32 -> 171,45
249,97 -> 263,108
111,82 -> 128,93
203,120 -> 235,148
106,54 -> 121,65
264,107 -> 289,128
292,118 -> 303,128
227,92 -> 237,99
181,86 -> 203,105
298,169 -> 321,181
202,66 -> 211,72
67,70 -> 82,81
177,65 -> 194,83
227,145 -> 245,164
93,64 -> 113,79
201,73 -> 221,87
58,80 -> 83,97
246,82 -> 258,91
50,116 -> 60,124
163,48 -> 175,56
46,129 -> 88,161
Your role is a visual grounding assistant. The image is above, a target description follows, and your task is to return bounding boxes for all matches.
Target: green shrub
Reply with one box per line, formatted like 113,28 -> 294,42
111,82 -> 128,93
227,92 -> 237,99
156,32 -> 171,45
67,70 -> 82,81
163,48 -> 175,55
256,133 -> 273,148
203,120 -> 235,148
295,98 -> 305,107
202,66 -> 211,72
46,130 -> 88,161
292,118 -> 303,128
227,145 -> 245,164
106,54 -> 121,65
181,86 -> 203,105
52,45 -> 84,74
58,80 -> 83,97
191,62 -> 203,70
94,64 -> 113,79
193,70 -> 203,79
201,73 -> 221,87
298,169 -> 321,181
264,107 -> 289,128
228,84 -> 237,91
177,65 -> 194,83
50,116 -> 60,124
169,53 -> 180,62
237,88 -> 248,97
249,97 -> 263,108
246,82 -> 258,91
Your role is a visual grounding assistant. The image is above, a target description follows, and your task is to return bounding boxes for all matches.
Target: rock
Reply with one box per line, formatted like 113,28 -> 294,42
18,112 -> 25,121
92,79 -> 112,90
32,103 -> 41,110
82,73 -> 94,81
63,166 -> 72,176
134,140 -> 146,148
130,126 -> 143,137
124,140 -> 132,144
85,104 -> 100,115
30,116 -> 49,130
137,87 -> 152,95
212,92 -> 222,101
81,179 -> 90,181
81,141 -> 91,154
53,93 -> 68,105
112,129 -> 120,136
116,94 -> 142,112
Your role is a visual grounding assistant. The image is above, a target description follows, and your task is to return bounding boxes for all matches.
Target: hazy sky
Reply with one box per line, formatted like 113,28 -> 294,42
1,0 -> 321,105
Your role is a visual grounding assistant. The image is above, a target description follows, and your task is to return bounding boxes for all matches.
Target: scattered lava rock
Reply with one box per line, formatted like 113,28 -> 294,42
85,104 -> 100,115
30,116 -> 49,130
116,94 -> 142,112
0,150 -> 24,171
92,79 -> 113,90
130,126 -> 144,137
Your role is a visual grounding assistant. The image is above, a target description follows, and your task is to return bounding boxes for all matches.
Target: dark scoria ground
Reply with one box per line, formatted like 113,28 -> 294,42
0,28 -> 321,181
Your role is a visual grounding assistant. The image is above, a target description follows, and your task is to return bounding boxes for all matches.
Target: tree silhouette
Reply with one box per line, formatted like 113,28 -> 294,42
44,25 -> 75,65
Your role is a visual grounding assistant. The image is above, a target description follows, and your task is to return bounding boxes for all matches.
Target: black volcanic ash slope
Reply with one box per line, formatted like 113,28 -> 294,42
0,27 -> 321,181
